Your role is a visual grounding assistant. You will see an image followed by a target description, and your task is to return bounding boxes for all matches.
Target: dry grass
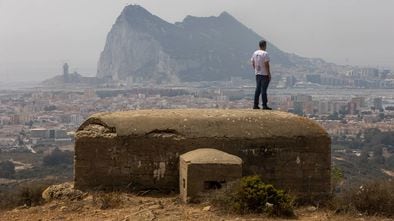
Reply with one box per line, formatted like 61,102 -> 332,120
92,191 -> 124,209
0,182 -> 49,209
330,180 -> 394,217
1,190 -> 393,221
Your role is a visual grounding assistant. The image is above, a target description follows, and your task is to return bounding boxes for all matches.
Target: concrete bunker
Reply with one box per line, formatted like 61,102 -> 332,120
179,148 -> 242,203
74,109 -> 331,199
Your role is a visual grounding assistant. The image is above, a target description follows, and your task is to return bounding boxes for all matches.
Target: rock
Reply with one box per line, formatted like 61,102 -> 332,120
16,204 -> 28,210
148,204 -> 163,210
122,215 -> 131,221
60,206 -> 67,211
306,206 -> 317,212
48,204 -> 58,210
265,202 -> 273,208
42,182 -> 84,201
202,206 -> 211,211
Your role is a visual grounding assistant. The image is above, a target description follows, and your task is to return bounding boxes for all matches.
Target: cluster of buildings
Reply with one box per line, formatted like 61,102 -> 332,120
279,95 -> 386,116
270,66 -> 393,89
303,68 -> 394,88
0,79 -> 393,153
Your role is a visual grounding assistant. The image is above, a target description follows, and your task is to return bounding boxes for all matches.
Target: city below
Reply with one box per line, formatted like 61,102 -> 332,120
1,80 -> 393,153
1,64 -> 394,186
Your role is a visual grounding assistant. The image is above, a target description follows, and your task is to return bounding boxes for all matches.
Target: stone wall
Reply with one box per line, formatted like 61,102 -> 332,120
74,109 -> 331,199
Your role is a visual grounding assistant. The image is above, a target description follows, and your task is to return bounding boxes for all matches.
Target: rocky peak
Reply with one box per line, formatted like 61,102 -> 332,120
97,5 -> 320,83
218,11 -> 236,21
119,4 -> 152,19
116,4 -> 170,29
181,11 -> 238,28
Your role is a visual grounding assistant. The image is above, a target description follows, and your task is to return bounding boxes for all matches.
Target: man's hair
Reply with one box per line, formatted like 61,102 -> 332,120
259,40 -> 267,49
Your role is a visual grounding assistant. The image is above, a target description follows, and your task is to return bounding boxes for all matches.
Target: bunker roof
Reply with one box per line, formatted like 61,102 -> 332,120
77,109 -> 328,139
180,148 -> 242,164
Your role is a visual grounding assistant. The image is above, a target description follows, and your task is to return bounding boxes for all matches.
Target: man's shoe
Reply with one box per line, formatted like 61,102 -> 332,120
262,106 -> 272,110
253,106 -> 260,109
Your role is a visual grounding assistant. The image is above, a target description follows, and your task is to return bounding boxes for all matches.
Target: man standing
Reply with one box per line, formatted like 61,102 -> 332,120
251,40 -> 272,110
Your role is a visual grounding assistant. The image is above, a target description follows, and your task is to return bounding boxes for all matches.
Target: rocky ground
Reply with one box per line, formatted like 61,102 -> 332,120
1,193 -> 393,221
0,183 -> 392,221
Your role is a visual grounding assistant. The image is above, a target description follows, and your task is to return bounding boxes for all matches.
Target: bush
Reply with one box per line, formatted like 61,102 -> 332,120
42,148 -> 73,166
331,166 -> 344,193
0,180 -> 57,210
332,180 -> 394,217
208,176 -> 295,217
18,183 -> 48,207
0,160 -> 16,178
0,191 -> 18,209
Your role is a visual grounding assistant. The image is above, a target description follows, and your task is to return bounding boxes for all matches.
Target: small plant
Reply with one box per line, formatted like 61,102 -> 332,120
18,184 -> 47,207
92,192 -> 123,209
331,166 -> 344,193
208,176 -> 295,217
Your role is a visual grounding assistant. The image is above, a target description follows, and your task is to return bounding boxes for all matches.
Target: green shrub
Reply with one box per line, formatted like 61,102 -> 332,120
42,148 -> 73,166
18,183 -> 47,207
208,176 -> 295,217
331,166 -> 344,193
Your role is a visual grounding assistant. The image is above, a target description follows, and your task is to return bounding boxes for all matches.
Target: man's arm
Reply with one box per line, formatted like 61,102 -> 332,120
264,61 -> 271,80
252,59 -> 255,69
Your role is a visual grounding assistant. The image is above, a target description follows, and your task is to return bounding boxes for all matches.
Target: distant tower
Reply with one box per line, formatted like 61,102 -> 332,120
63,63 -> 70,83
63,63 -> 69,76
63,63 -> 69,83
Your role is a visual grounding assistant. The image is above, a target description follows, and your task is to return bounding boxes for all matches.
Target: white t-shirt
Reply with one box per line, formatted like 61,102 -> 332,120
251,50 -> 270,76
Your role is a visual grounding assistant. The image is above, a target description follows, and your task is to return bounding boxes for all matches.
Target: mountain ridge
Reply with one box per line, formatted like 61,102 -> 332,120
97,4 -> 328,83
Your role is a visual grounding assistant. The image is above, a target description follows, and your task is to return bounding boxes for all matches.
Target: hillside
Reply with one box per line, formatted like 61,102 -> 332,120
1,192 -> 391,221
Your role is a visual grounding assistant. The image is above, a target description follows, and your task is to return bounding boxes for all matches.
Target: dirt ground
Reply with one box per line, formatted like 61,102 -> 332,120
1,194 -> 393,221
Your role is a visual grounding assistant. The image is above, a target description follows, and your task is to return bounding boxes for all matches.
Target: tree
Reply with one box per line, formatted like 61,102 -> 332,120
327,112 -> 340,120
364,128 -> 381,143
385,106 -> 394,111
42,148 -> 73,166
44,105 -> 57,111
0,161 -> 16,178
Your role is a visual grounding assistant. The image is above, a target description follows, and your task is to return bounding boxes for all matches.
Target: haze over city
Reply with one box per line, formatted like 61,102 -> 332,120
1,1 -> 394,220
1,0 -> 393,82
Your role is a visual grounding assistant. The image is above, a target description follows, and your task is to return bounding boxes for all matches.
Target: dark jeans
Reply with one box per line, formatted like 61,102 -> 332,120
254,75 -> 270,108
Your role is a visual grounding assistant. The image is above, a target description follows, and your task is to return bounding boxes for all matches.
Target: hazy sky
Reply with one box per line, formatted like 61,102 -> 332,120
1,0 -> 393,82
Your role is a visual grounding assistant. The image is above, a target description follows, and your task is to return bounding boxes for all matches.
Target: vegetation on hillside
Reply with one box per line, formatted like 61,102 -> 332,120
206,176 -> 295,217
332,129 -> 394,186
331,180 -> 394,217
0,160 -> 16,179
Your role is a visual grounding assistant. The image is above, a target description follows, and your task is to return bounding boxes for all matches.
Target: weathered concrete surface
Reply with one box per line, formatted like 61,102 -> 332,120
179,148 -> 242,203
180,148 -> 243,165
74,109 -> 331,199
